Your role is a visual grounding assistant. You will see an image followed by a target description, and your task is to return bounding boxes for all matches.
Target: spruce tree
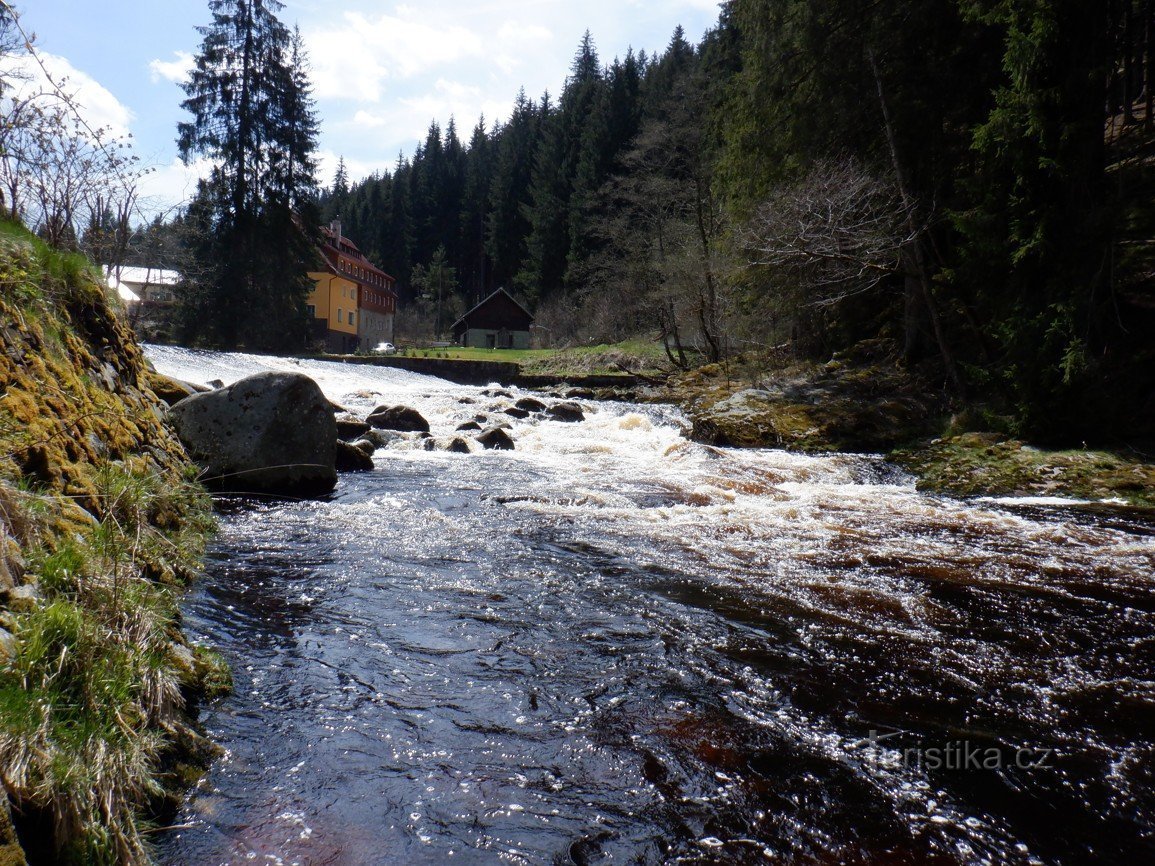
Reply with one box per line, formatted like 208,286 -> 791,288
177,0 -> 320,349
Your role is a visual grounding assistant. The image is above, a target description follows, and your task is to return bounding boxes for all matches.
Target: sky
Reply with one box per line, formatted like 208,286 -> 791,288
13,0 -> 723,219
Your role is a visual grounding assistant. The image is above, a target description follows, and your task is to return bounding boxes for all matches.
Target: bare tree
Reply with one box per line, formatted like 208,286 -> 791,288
740,158 -> 917,308
0,3 -> 147,273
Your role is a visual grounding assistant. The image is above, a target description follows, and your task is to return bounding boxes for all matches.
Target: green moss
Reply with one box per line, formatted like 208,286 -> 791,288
192,646 -> 232,700
890,433 -> 1155,506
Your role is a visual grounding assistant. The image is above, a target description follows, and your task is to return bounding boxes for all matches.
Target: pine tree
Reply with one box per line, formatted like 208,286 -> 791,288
177,0 -> 320,349
460,116 -> 492,303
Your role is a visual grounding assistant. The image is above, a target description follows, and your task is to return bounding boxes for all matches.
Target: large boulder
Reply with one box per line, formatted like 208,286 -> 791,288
168,372 -> 337,496
367,404 -> 430,433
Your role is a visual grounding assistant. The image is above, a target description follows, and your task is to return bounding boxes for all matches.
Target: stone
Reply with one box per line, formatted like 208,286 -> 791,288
336,417 -> 372,441
476,426 -> 515,450
349,438 -> 377,456
362,429 -> 401,449
446,437 -> 471,453
456,421 -> 482,432
145,371 -> 209,407
3,584 -> 39,613
504,407 -> 530,419
168,371 -> 337,496
548,401 -> 585,423
366,405 -> 430,433
335,440 -> 375,472
0,628 -> 16,662
514,396 -> 547,413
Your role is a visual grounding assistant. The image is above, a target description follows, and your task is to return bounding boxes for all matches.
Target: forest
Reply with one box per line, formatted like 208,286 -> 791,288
292,1 -> 1153,444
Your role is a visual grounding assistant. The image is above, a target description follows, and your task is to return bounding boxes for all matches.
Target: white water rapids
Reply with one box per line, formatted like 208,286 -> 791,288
145,346 -> 1155,866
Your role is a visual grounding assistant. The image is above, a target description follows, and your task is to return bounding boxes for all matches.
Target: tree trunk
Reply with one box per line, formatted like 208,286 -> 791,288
867,45 -> 965,396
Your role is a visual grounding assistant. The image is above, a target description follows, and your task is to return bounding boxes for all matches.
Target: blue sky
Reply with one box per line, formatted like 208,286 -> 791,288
15,0 -> 722,218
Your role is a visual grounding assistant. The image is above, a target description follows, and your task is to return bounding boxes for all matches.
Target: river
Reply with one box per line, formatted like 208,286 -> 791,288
145,346 -> 1155,866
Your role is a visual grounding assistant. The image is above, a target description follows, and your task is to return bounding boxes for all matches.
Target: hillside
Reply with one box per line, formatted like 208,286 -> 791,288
0,222 -> 223,865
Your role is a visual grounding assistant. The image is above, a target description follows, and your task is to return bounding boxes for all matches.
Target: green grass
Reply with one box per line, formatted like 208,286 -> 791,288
0,463 -> 217,865
396,339 -> 674,377
404,346 -> 544,363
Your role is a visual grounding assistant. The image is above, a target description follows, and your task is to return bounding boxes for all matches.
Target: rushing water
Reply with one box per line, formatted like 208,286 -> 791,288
145,346 -> 1155,866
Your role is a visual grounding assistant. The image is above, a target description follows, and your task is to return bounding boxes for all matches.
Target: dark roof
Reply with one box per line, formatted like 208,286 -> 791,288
451,288 -> 534,334
318,226 -> 396,285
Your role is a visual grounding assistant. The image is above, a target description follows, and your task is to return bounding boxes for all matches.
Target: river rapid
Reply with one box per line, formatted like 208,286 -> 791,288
145,346 -> 1155,866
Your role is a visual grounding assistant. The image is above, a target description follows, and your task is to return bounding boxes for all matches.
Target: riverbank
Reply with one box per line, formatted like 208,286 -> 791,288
0,223 -> 223,865
645,340 -> 1155,508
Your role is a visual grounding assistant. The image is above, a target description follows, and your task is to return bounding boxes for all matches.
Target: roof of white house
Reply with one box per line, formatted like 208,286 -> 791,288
109,266 -> 181,287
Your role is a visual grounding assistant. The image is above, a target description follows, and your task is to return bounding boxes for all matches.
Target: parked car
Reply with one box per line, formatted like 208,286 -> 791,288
373,342 -> 397,355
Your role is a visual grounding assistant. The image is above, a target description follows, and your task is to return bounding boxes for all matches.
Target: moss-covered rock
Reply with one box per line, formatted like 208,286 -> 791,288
890,432 -> 1155,506
664,341 -> 945,453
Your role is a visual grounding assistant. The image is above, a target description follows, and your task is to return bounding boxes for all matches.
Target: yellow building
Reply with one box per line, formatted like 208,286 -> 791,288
306,220 -> 396,353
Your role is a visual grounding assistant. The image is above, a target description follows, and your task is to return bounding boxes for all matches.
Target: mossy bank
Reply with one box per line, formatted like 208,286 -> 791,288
0,221 -> 225,865
662,341 -> 1155,507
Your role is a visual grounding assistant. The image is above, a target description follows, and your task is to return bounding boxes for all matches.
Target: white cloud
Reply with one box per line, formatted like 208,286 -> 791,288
306,9 -> 484,103
149,51 -> 194,85
136,156 -> 214,217
0,52 -> 134,138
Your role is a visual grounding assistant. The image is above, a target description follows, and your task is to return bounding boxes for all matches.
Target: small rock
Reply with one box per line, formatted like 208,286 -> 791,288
336,441 -> 374,471
504,407 -> 530,419
456,421 -> 482,432
0,628 -> 15,661
548,401 -> 585,423
476,426 -> 515,450
445,438 -> 471,453
4,584 -> 40,613
514,397 -> 547,412
367,405 -> 430,433
206,379 -> 225,389
336,417 -> 372,441
357,429 -> 395,450
349,438 -> 376,456
565,388 -> 597,400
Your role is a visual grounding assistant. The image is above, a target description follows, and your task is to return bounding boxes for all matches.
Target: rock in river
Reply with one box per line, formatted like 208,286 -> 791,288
335,440 -> 375,472
168,372 -> 337,495
547,401 -> 585,423
367,405 -> 430,433
476,426 -> 515,450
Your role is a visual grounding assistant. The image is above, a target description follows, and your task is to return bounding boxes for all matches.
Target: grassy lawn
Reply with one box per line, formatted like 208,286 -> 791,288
395,339 -> 676,377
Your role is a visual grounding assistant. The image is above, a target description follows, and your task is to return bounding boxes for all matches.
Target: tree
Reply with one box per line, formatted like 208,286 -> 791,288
177,0 -> 320,349
410,245 -> 458,339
